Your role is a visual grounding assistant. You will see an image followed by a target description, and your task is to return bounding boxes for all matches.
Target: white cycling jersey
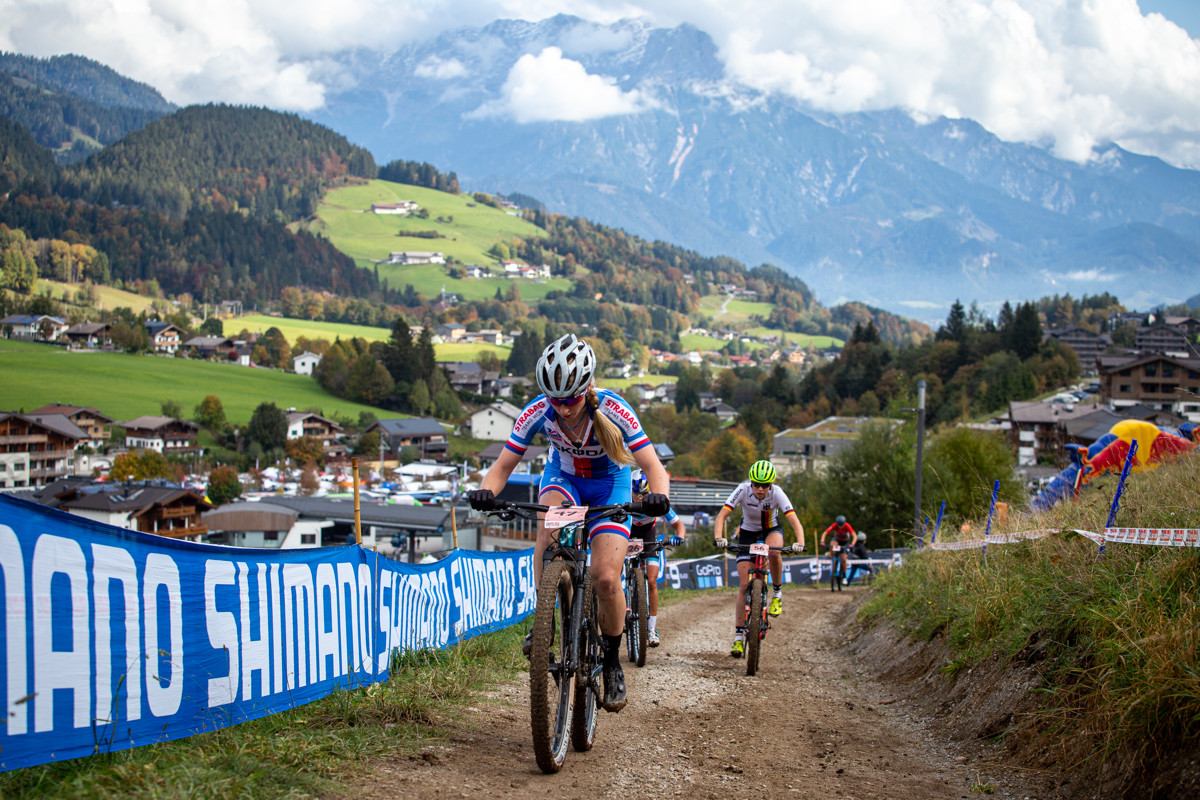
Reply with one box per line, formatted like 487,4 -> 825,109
722,481 -> 796,532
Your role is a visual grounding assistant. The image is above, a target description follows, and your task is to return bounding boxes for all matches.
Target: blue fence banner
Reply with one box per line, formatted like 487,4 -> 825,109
663,552 -> 904,590
0,493 -> 535,771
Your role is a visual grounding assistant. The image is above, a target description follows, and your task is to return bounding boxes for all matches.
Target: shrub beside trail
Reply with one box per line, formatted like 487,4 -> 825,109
860,453 -> 1200,791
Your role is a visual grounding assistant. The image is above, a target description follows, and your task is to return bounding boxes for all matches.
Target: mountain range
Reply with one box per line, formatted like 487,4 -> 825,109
303,15 -> 1200,322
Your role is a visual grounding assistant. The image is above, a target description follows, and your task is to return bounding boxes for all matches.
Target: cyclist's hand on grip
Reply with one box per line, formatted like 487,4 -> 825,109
668,535 -> 684,547
467,489 -> 496,511
641,492 -> 670,517
714,537 -> 728,549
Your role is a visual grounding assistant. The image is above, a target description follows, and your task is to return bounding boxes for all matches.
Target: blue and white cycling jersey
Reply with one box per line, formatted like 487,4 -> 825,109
504,390 -> 651,478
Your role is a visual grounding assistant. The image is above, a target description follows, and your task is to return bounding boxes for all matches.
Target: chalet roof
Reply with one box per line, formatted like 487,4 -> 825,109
1008,401 -> 1070,425
61,485 -> 208,515
30,404 -> 113,422
182,335 -> 234,347
202,501 -> 298,532
145,321 -> 182,335
475,400 -> 522,420
371,417 -> 448,438
64,322 -> 110,335
0,411 -> 88,440
119,415 -> 200,432
1,313 -> 65,325
1097,352 -> 1200,372
287,411 -> 342,429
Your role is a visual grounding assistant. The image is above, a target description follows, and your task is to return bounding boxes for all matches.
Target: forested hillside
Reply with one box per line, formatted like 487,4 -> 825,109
0,53 -> 173,163
59,105 -> 377,219
0,115 -> 56,195
0,53 -> 174,112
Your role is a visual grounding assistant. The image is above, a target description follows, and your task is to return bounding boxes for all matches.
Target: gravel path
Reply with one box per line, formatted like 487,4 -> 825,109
343,586 -> 1054,800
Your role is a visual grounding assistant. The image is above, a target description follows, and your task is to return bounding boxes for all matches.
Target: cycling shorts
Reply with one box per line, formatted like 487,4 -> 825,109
539,461 -> 631,540
735,527 -> 782,563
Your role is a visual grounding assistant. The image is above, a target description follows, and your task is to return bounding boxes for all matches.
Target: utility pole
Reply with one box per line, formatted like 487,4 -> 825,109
912,379 -> 927,540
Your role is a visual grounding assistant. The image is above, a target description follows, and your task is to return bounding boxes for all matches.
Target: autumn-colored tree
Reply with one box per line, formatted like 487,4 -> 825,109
194,394 -> 227,433
109,449 -> 172,481
286,436 -> 325,467
206,465 -> 243,505
701,428 -> 757,481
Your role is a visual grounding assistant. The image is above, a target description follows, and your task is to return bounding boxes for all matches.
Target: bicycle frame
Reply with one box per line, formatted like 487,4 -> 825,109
487,499 -> 647,773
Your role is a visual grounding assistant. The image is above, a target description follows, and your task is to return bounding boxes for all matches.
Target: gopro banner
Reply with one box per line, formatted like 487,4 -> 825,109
0,494 -> 535,771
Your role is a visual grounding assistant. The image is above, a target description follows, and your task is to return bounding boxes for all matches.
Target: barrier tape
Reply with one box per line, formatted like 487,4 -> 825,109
928,527 -> 1200,550
1103,527 -> 1200,547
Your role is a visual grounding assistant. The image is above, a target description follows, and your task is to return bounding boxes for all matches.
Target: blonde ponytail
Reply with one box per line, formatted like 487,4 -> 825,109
588,386 -> 636,466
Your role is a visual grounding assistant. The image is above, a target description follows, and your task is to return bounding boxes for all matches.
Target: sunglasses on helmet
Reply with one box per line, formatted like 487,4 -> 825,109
548,394 -> 584,408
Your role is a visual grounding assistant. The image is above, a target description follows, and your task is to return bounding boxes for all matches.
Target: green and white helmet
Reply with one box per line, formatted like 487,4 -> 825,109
748,460 -> 776,484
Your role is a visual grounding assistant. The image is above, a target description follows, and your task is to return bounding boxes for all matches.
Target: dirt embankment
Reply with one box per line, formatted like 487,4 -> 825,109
339,587 -> 1062,800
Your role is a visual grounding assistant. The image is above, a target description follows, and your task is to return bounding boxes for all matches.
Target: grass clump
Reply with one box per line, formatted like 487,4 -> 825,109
861,453 -> 1200,762
0,625 -> 527,800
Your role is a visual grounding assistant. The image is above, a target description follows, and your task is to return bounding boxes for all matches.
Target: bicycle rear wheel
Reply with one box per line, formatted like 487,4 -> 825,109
745,578 -> 764,677
530,561 -> 574,773
570,574 -> 599,752
630,566 -> 648,667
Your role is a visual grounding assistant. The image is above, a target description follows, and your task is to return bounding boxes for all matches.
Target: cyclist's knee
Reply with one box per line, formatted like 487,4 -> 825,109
595,569 -> 623,598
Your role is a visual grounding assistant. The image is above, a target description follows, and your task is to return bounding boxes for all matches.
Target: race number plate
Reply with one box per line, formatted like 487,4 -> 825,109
626,539 -> 644,556
544,506 -> 587,529
749,542 -> 770,556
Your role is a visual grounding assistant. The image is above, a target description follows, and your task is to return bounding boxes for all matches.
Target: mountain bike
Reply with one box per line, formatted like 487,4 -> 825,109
485,499 -> 645,774
828,541 -> 848,592
622,538 -> 673,667
723,541 -> 800,677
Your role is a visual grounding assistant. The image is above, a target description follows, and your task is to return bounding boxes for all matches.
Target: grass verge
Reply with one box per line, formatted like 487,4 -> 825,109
860,453 -> 1200,764
0,625 -> 527,800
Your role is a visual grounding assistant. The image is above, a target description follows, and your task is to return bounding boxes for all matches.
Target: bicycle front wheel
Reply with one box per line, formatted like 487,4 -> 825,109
745,578 -> 764,677
571,574 -> 600,752
530,561 -> 574,773
630,566 -> 649,667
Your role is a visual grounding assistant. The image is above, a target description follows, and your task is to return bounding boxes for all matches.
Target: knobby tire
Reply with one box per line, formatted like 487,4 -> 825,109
631,566 -> 649,667
745,578 -> 764,677
570,574 -> 599,752
530,562 -> 574,773
624,564 -> 640,665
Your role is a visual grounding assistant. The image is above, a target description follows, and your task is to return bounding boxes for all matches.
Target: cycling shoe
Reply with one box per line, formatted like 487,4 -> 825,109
730,639 -> 745,658
600,663 -> 627,712
521,630 -> 533,658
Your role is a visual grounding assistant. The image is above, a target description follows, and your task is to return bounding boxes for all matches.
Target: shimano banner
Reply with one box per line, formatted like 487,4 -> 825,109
0,494 -> 535,771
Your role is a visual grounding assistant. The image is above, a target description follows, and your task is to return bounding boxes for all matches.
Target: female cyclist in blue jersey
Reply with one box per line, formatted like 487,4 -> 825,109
713,460 -> 805,658
468,334 -> 670,712
629,469 -> 686,647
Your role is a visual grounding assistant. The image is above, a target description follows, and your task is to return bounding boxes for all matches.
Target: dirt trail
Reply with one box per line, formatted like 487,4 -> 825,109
343,587 -> 1057,800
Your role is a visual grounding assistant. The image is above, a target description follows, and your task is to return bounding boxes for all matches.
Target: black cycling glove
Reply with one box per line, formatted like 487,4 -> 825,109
467,489 -> 496,511
641,493 -> 670,518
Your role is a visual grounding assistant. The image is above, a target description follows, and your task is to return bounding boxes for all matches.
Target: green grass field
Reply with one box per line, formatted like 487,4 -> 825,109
228,315 -> 510,362
601,373 -> 677,391
230,314 -> 391,344
34,279 -> 161,315
696,294 -> 777,326
0,339 -> 387,423
744,326 -> 842,349
303,180 -> 570,302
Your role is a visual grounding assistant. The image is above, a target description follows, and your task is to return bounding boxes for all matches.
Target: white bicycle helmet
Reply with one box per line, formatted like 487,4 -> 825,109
535,334 -> 596,398
856,532 -> 866,542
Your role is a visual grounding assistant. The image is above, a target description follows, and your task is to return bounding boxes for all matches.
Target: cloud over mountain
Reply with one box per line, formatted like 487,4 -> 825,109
3,0 -> 1200,166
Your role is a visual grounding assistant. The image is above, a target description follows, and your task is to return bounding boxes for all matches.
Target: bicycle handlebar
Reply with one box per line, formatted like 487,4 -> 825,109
722,543 -> 803,554
486,499 -> 652,523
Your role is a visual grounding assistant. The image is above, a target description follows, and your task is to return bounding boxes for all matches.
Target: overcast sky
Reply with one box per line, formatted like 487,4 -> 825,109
3,0 -> 1200,169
